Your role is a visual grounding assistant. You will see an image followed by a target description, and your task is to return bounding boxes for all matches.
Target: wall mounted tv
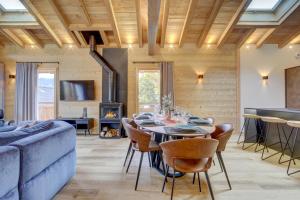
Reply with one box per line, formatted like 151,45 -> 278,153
60,80 -> 95,101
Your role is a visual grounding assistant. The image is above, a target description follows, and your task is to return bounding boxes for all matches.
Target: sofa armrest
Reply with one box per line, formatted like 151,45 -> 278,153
0,146 -> 20,198
10,122 -> 76,185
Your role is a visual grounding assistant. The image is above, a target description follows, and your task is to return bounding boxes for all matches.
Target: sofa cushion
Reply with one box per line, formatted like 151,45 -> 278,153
18,120 -> 53,134
0,125 -> 17,133
0,187 -> 19,200
0,130 -> 34,146
0,146 -> 20,198
11,121 -> 76,185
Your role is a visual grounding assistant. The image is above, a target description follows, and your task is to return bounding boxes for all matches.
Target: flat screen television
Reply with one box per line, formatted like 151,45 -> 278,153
60,80 -> 95,101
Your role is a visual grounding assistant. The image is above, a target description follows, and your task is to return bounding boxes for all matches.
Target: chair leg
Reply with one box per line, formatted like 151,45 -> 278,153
192,173 -> 196,184
287,128 -> 300,176
126,149 -> 135,173
237,119 -> 246,144
204,171 -> 215,200
197,172 -> 201,192
171,170 -> 176,200
135,152 -> 144,190
162,165 -> 169,192
123,142 -> 132,167
218,152 -> 232,190
216,153 -> 223,172
147,152 -> 152,167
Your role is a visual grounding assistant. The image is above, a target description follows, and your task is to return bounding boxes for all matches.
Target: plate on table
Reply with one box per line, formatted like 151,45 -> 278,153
172,125 -> 198,132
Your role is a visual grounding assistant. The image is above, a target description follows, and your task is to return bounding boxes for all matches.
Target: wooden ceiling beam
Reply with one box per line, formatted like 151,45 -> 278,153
73,30 -> 87,47
47,0 -> 80,48
256,28 -> 276,48
99,30 -> 109,46
69,24 -> 112,31
178,0 -> 198,48
197,0 -> 224,48
78,0 -> 91,25
103,0 -> 121,47
217,0 -> 252,48
236,28 -> 255,49
148,0 -> 161,55
278,28 -> 300,48
135,0 -> 143,47
20,0 -> 63,48
0,29 -> 25,48
160,0 -> 169,48
22,29 -> 43,48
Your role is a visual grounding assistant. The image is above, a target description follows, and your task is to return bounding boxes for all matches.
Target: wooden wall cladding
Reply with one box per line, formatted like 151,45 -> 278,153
285,66 -> 300,109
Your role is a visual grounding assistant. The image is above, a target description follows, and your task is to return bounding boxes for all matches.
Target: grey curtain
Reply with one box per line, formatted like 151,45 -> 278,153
160,62 -> 174,106
14,62 -> 38,122
0,63 -> 4,111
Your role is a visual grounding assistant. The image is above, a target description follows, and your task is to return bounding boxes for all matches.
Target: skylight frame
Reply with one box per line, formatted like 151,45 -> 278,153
0,0 -> 27,12
246,0 -> 282,12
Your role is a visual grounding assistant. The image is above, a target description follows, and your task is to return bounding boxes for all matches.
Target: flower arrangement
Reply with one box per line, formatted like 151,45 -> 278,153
161,93 -> 173,118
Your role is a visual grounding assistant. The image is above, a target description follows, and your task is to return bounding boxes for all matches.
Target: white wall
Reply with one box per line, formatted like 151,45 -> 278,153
240,44 -> 300,118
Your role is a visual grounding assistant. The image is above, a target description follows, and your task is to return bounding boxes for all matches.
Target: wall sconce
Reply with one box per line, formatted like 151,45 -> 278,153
198,74 -> 204,79
262,75 -> 268,80
9,75 -> 15,79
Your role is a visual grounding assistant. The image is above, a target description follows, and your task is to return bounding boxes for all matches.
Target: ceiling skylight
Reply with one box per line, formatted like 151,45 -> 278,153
0,0 -> 26,11
247,0 -> 281,11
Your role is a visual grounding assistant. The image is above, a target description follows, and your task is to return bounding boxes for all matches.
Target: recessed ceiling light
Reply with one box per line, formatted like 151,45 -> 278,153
288,45 -> 293,49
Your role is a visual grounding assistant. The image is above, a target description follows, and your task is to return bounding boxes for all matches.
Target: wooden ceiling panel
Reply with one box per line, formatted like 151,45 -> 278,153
205,0 -> 242,44
30,28 -> 54,44
52,0 -> 87,25
112,0 -> 138,44
225,27 -> 249,44
85,0 -> 111,25
183,0 -> 215,43
31,0 -> 73,44
246,28 -> 270,44
165,0 -> 190,45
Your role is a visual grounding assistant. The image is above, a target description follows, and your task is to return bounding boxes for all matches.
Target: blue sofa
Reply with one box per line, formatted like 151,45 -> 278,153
0,121 -> 76,200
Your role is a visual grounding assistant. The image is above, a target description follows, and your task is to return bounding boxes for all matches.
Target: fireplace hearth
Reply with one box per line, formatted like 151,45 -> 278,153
99,103 -> 123,138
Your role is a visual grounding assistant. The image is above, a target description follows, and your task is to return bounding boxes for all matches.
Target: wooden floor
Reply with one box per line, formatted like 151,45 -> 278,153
55,135 -> 300,200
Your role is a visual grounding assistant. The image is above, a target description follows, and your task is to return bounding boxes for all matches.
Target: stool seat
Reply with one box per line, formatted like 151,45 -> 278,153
287,121 -> 300,128
243,114 -> 261,119
261,117 -> 286,124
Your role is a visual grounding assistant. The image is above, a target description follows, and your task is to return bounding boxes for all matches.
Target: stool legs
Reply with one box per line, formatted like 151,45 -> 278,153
279,127 -> 296,165
261,123 -> 284,160
237,118 -> 248,144
287,128 -> 300,176
242,118 -> 260,150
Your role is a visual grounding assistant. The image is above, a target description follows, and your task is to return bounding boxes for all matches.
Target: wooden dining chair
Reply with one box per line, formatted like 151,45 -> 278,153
210,123 -> 234,190
160,138 -> 219,200
121,118 -> 137,167
124,123 -> 161,190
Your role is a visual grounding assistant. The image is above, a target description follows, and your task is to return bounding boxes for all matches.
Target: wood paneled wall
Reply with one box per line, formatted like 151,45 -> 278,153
128,44 -> 238,127
0,45 -> 102,133
0,43 -> 238,132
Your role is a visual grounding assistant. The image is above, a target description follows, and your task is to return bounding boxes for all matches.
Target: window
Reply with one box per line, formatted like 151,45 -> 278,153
137,69 -> 160,113
246,0 -> 281,11
37,70 -> 57,120
0,0 -> 26,11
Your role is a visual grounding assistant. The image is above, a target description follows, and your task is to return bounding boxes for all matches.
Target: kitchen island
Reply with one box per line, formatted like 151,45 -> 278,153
244,108 -> 300,157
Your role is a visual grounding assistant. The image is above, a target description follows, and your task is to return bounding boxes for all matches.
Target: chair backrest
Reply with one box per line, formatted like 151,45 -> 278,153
125,123 -> 151,152
160,138 -> 219,169
211,123 -> 233,152
121,118 -> 137,137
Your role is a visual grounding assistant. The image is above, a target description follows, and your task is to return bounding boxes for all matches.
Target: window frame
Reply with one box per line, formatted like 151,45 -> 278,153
37,65 -> 58,120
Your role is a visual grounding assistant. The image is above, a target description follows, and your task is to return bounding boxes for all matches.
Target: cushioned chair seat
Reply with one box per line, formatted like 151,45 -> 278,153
173,158 -> 209,173
0,146 -> 20,199
133,140 -> 160,151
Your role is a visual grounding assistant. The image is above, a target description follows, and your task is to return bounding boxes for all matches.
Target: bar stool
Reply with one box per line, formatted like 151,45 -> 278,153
260,117 -> 286,160
285,121 -> 300,175
237,114 -> 262,150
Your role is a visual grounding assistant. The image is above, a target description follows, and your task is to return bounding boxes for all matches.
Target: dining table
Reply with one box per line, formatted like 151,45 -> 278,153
134,117 -> 216,177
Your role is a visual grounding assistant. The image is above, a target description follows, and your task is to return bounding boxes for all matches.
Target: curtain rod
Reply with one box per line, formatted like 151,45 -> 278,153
132,61 -> 173,64
16,62 -> 59,64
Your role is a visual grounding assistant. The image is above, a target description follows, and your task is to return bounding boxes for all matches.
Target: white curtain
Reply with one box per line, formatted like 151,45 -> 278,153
14,62 -> 38,122
160,62 -> 174,106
